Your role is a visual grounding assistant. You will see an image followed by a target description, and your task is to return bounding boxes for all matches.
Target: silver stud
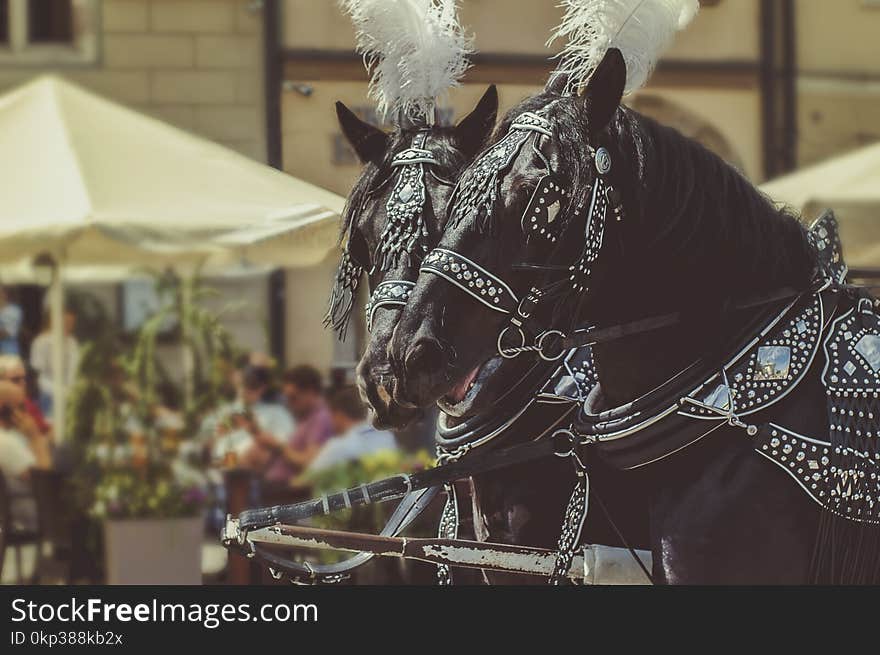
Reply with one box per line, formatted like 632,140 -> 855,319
594,147 -> 612,175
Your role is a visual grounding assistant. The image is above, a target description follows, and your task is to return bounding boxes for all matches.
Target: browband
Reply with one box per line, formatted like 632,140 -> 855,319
391,146 -> 439,167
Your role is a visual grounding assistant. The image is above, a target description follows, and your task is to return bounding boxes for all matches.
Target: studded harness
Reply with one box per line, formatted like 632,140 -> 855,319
419,111 -> 624,364
231,110 -> 880,585
413,107 -> 880,577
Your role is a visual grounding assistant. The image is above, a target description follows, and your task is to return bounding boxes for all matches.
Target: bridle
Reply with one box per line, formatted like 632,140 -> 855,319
419,109 -> 624,362
416,108 -> 806,365
325,130 -> 443,337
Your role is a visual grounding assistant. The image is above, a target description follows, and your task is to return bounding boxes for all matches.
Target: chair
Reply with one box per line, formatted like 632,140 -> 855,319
0,469 -> 40,584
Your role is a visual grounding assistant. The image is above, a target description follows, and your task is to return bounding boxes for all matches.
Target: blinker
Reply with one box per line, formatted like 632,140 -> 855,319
522,174 -> 565,242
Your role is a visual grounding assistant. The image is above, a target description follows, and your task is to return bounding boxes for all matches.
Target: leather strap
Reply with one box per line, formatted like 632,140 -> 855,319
563,285 -> 805,349
420,247 -> 519,314
365,280 -> 414,332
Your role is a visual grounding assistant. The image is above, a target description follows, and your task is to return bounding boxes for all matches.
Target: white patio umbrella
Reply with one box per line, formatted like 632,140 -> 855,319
761,142 -> 880,268
0,76 -> 346,438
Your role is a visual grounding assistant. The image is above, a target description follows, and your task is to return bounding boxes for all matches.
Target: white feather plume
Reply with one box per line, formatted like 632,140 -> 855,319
339,0 -> 473,122
548,0 -> 700,95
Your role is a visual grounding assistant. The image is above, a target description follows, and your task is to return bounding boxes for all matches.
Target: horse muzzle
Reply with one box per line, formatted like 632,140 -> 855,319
356,361 -> 423,430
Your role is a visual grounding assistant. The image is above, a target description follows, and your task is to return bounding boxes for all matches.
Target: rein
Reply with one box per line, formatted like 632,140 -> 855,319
225,436 -> 574,583
237,435 -> 562,532
561,284 -> 806,349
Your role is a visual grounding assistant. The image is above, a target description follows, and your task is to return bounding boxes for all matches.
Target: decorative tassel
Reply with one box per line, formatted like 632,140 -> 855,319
323,250 -> 363,340
449,120 -> 541,236
375,156 -> 431,270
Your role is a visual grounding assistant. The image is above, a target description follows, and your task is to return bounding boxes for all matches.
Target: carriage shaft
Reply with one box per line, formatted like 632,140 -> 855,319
248,524 -> 652,584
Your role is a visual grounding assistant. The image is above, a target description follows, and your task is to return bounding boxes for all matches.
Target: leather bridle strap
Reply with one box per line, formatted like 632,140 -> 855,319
365,280 -> 414,332
420,247 -> 519,314
562,285 -> 805,349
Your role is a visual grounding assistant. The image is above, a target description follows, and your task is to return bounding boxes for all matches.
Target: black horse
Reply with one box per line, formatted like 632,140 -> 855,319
330,87 -> 497,430
386,49 -> 880,584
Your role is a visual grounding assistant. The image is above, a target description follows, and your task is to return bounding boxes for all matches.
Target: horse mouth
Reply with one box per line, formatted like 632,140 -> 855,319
438,356 -> 503,417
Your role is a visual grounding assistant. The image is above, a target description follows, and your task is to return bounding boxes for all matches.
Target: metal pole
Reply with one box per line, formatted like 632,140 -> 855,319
262,0 -> 282,170
49,261 -> 65,441
245,523 -> 653,584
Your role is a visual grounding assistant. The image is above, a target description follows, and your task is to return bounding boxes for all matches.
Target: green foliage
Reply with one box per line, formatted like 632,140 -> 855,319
123,267 -> 242,436
66,266 -> 244,521
89,465 -> 207,520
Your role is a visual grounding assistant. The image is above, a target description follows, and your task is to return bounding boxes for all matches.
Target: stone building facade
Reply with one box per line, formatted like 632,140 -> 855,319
0,0 -> 266,160
2,1 -> 879,373
0,0 -> 272,359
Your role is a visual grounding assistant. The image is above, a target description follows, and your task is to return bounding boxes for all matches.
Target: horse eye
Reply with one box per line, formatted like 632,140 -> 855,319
347,228 -> 372,269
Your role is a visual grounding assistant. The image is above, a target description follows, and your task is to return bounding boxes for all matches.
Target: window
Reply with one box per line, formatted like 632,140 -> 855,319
0,0 -> 97,66
29,0 -> 73,43
0,1 -> 8,45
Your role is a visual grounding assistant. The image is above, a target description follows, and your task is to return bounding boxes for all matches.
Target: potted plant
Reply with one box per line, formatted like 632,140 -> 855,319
92,464 -> 207,585
67,269 -> 241,584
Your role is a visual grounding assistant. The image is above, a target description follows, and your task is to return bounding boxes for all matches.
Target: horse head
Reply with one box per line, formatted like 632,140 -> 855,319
388,49 -> 628,415
330,88 -> 498,428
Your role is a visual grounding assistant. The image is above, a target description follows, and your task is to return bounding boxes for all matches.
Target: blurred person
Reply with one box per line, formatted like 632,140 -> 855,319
0,380 -> 52,530
211,363 -> 293,465
0,286 -> 22,355
309,385 -> 397,472
30,308 -> 79,419
250,365 -> 332,484
193,354 -> 249,464
0,354 -> 49,435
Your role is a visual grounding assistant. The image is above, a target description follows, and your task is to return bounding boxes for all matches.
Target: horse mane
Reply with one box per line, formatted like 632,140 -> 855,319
617,108 -> 817,294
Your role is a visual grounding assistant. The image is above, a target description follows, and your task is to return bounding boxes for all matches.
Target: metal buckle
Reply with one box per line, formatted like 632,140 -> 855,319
552,429 -> 577,457
497,325 -> 527,359
537,330 -> 567,361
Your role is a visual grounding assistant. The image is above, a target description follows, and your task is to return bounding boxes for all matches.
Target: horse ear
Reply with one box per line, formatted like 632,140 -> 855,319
336,101 -> 389,164
454,85 -> 498,158
584,48 -> 626,136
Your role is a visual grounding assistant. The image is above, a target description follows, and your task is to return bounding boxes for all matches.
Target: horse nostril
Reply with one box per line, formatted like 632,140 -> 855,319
404,338 -> 446,377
